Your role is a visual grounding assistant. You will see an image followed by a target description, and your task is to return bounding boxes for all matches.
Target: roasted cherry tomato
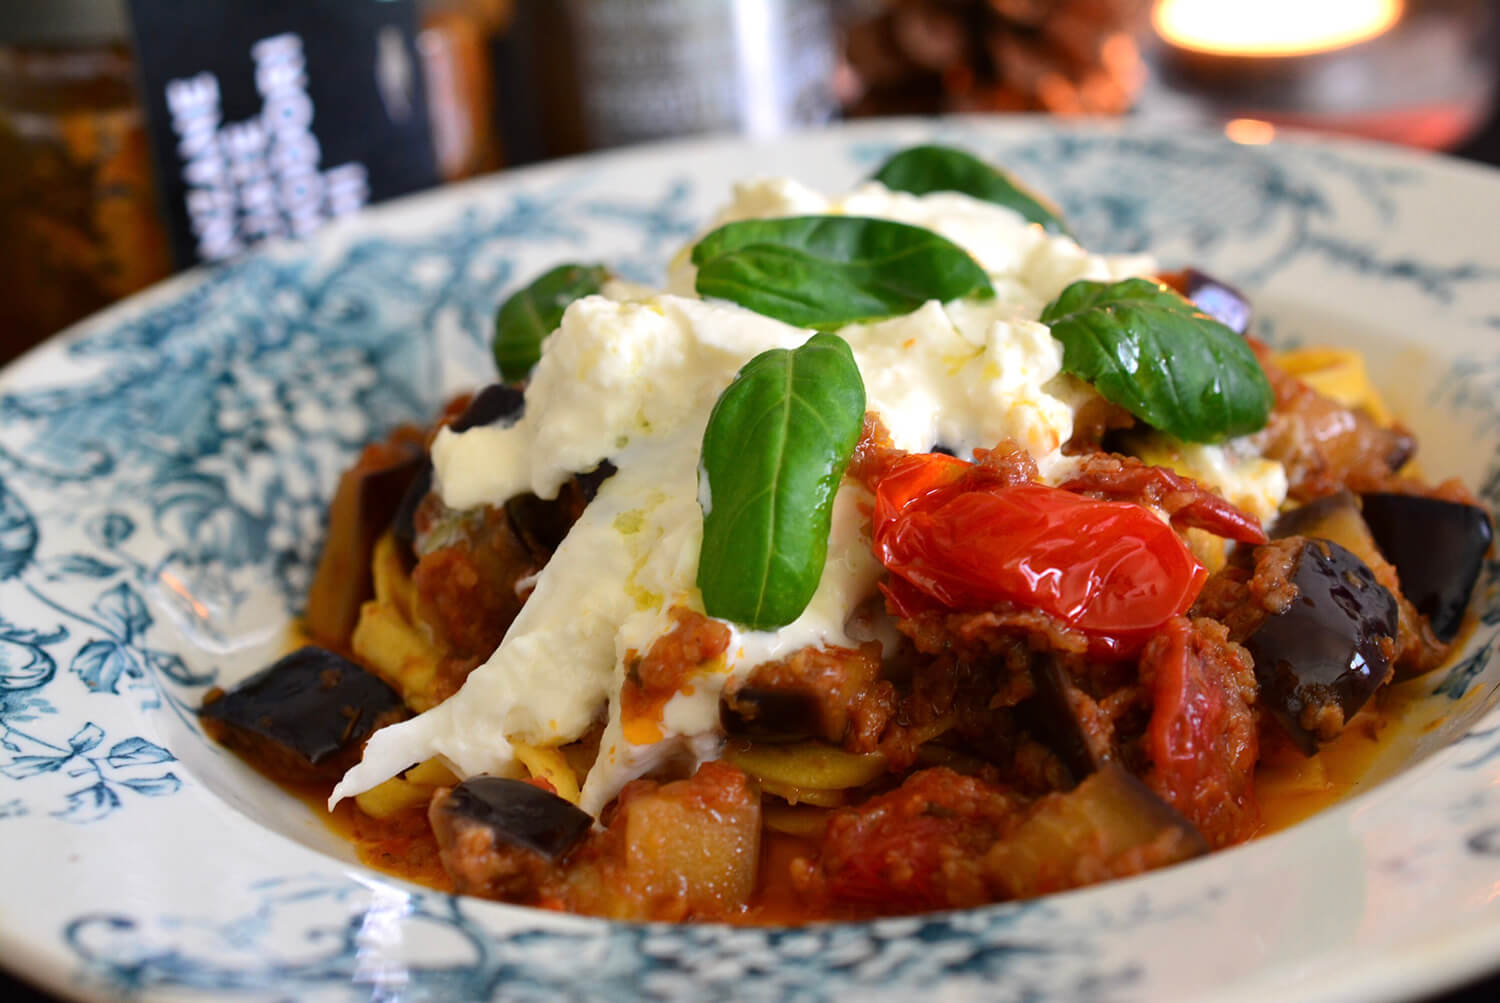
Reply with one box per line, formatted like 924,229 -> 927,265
872,454 -> 1207,651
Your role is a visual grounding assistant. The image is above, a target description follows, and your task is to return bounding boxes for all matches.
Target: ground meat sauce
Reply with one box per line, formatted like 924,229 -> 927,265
411,507 -> 536,666
215,330 -> 1485,925
1060,451 -> 1267,544
1250,341 -> 1416,501
722,642 -> 895,751
622,606 -> 732,744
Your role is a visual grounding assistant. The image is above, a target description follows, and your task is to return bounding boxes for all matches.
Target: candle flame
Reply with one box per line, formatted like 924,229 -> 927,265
1225,118 -> 1276,145
1153,0 -> 1403,57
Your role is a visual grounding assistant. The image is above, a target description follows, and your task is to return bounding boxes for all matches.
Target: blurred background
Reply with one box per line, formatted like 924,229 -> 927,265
2,0 -> 1498,365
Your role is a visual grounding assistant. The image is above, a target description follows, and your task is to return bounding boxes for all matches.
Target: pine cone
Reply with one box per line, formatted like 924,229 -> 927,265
841,0 -> 1147,118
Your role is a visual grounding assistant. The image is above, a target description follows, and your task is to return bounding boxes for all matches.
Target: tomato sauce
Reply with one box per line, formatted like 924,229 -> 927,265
297,677 -> 1437,923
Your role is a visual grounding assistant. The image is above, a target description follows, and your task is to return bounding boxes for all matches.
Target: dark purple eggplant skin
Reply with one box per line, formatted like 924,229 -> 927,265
303,442 -> 426,646
1244,539 -> 1398,755
391,460 -> 433,563
1023,657 -> 1111,784
986,762 -> 1207,899
200,646 -> 405,779
1270,491 -> 1364,545
1360,493 -> 1493,643
435,775 -> 593,861
720,686 -> 826,744
1164,268 -> 1251,335
451,383 -> 526,432
507,461 -> 618,557
392,386 -> 530,562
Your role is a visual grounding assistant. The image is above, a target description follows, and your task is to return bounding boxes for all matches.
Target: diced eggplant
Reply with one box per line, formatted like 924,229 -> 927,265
1269,491 -> 1400,596
618,761 -> 760,917
1243,539 -> 1398,755
1160,267 -> 1251,335
1360,493 -> 1492,643
389,386 -> 526,565
451,383 -> 526,432
1021,657 -> 1112,784
1271,491 -> 1456,678
390,460 -> 432,563
985,763 -> 1207,899
721,686 -> 826,744
505,493 -> 577,559
1270,491 -> 1380,561
506,461 -> 618,559
303,438 -> 426,647
719,644 -> 886,746
434,775 -> 592,860
430,775 -> 593,901
200,646 -> 406,783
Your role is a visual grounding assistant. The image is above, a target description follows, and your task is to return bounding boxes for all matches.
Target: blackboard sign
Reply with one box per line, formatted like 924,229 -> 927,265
127,0 -> 440,267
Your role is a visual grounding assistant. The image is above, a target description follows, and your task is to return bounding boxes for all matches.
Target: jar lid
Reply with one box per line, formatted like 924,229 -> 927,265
0,0 -> 128,46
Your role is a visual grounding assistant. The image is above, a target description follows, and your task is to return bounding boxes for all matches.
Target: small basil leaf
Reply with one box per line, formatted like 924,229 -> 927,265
697,333 -> 866,630
1041,278 -> 1273,444
871,144 -> 1071,236
692,215 -> 993,330
492,263 -> 609,381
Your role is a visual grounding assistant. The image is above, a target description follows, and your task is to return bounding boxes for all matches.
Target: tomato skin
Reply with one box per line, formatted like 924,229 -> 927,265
872,454 -> 1206,652
1140,617 -> 1260,846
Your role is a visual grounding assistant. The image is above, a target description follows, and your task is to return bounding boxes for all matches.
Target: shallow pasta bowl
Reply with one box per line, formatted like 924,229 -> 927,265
2,119 -> 1500,1002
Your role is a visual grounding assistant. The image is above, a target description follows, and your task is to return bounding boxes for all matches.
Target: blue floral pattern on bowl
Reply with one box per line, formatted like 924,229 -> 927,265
3,120 -> 1500,1002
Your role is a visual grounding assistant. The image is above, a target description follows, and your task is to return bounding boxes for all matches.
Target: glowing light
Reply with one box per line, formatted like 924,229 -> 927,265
1153,0 -> 1403,57
1225,118 -> 1276,145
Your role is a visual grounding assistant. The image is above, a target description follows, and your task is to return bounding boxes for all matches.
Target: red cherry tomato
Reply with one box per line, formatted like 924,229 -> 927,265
871,454 -> 1206,651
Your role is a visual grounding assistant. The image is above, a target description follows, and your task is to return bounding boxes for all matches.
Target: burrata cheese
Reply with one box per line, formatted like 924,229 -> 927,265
332,178 -> 1278,814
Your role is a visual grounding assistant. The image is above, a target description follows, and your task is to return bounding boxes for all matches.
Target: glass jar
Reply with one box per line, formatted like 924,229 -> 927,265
0,0 -> 171,361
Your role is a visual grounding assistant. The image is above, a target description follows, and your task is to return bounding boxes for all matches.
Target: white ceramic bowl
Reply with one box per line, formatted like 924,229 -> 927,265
2,119 -> 1499,1002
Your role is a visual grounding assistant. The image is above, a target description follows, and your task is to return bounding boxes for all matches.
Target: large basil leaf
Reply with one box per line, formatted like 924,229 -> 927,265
692,215 -> 993,330
697,333 -> 866,630
1041,278 -> 1273,443
871,144 -> 1071,236
492,263 -> 609,381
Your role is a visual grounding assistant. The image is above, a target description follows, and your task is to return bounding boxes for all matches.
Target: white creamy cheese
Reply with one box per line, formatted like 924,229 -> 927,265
1166,439 -> 1290,526
333,176 -> 1276,815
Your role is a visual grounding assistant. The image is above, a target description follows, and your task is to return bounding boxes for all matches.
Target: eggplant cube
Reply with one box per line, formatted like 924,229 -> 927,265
1022,657 -> 1113,784
1360,493 -> 1493,643
620,762 -> 761,916
720,686 -> 827,744
1270,492 -> 1379,562
390,460 -> 433,564
200,646 -> 405,783
985,763 -> 1207,899
304,440 -> 426,647
430,775 -> 593,901
1244,539 -> 1398,755
435,775 -> 592,860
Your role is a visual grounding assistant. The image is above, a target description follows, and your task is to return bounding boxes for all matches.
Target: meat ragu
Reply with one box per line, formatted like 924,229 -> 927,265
200,156 -> 1494,924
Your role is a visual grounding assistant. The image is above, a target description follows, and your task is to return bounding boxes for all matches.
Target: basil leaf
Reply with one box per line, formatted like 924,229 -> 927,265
692,215 -> 993,330
1041,278 -> 1273,444
871,144 -> 1071,236
697,333 -> 866,630
492,263 -> 609,381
